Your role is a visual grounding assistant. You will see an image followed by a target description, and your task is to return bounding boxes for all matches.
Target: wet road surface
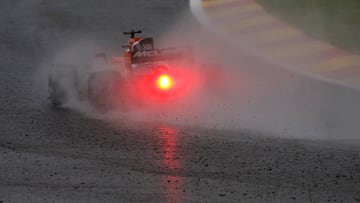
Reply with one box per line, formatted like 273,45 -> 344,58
1,1 -> 360,202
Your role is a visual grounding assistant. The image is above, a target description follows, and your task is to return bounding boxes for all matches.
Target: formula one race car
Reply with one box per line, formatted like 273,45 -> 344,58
48,30 -> 201,111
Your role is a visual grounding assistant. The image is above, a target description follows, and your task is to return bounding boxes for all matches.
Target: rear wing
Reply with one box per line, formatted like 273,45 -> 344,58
131,47 -> 193,64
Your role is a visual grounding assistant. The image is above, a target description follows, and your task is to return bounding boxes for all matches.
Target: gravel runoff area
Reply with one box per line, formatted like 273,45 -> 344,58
1,0 -> 360,202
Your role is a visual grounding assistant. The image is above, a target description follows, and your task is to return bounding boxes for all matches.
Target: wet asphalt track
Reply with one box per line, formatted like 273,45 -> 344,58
1,1 -> 360,202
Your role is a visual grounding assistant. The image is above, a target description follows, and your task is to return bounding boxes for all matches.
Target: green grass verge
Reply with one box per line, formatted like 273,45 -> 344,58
256,0 -> 360,54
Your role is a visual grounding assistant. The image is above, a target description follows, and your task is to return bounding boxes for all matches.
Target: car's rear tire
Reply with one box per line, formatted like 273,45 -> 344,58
48,66 -> 78,107
48,76 -> 67,107
87,70 -> 124,112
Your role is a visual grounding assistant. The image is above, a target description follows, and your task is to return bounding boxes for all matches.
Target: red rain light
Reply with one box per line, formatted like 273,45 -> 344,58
157,74 -> 173,90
